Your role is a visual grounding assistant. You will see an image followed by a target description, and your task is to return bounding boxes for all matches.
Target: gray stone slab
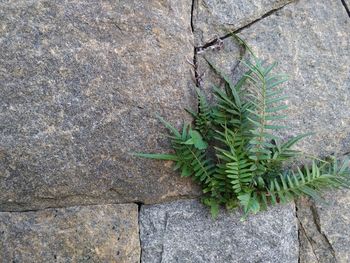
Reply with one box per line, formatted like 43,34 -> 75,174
316,190 -> 350,263
192,0 -> 292,46
297,198 -> 337,263
197,0 -> 350,157
0,204 -> 140,263
140,199 -> 298,263
297,190 -> 350,263
0,0 -> 199,211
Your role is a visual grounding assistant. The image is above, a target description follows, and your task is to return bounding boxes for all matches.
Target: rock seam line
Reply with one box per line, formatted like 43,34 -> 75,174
296,199 -> 338,263
340,0 -> 350,17
309,202 -> 337,259
136,202 -> 144,263
194,0 -> 296,51
296,207 -> 320,262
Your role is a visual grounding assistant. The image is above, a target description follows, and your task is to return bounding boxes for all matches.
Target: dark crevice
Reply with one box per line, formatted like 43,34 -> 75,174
296,203 -> 302,263
295,201 -> 319,263
190,0 -> 202,89
296,199 -> 337,263
309,202 -> 337,260
0,206 -> 59,213
299,222 -> 319,262
137,202 -> 143,263
341,0 -> 350,17
193,48 -> 200,88
1,201 -> 144,213
196,2 -> 293,51
135,201 -> 144,210
190,0 -> 196,33
159,211 -> 170,263
296,211 -> 319,262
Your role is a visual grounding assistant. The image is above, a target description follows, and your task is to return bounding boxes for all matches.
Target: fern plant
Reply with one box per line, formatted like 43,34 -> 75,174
135,35 -> 350,218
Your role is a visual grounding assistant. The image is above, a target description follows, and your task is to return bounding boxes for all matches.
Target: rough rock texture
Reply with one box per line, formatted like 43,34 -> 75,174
343,0 -> 350,14
315,190 -> 350,263
297,191 -> 350,263
0,204 -> 140,262
297,198 -> 337,263
196,37 -> 242,102
192,0 -> 293,46
196,0 -> 350,157
140,199 -> 298,263
0,0 -> 199,211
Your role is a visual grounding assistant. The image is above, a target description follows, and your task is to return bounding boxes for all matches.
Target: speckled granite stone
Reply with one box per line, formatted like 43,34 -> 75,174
0,0 -> 199,211
192,0 -> 293,46
297,190 -> 350,263
343,0 -> 350,13
140,199 -> 298,263
315,190 -> 350,263
0,204 -> 140,263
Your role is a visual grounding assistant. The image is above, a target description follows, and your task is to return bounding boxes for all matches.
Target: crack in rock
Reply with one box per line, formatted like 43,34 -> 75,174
193,0 -> 296,53
193,0 -> 296,47
296,198 -> 337,263
309,203 -> 337,260
340,0 -> 350,17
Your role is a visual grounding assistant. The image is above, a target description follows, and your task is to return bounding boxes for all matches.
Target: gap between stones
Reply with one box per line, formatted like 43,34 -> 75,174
194,1 -> 295,51
296,203 -> 319,263
340,0 -> 350,17
309,202 -> 337,260
296,199 -> 337,263
136,201 -> 143,263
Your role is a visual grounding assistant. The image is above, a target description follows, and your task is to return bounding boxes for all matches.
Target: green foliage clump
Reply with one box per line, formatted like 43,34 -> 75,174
135,35 -> 350,218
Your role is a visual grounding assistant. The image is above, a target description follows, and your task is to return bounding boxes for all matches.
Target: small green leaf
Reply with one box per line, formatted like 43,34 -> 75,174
156,115 -> 181,137
210,201 -> 220,219
133,153 -> 178,161
189,130 -> 208,150
181,165 -> 192,177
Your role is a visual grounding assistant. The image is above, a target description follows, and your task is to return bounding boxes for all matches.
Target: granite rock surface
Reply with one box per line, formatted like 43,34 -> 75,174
343,0 -> 350,13
0,0 -> 199,211
297,190 -> 350,263
297,198 -> 337,263
315,190 -> 350,263
0,204 -> 140,263
140,199 -> 298,263
192,0 -> 293,46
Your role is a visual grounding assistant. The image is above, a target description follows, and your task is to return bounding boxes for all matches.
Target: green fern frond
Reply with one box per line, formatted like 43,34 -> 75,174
267,159 -> 350,205
238,191 -> 261,216
135,35 -> 349,219
241,59 -> 289,166
186,88 -> 214,139
205,58 -> 242,108
215,127 -> 255,195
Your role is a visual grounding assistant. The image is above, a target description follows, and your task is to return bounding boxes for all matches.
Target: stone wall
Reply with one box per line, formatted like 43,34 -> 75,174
0,0 -> 349,262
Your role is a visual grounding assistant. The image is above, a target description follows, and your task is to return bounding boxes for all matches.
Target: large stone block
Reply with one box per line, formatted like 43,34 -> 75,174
196,0 -> 350,157
0,0 -> 199,211
0,204 -> 140,263
140,199 -> 298,263
192,0 -> 292,46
